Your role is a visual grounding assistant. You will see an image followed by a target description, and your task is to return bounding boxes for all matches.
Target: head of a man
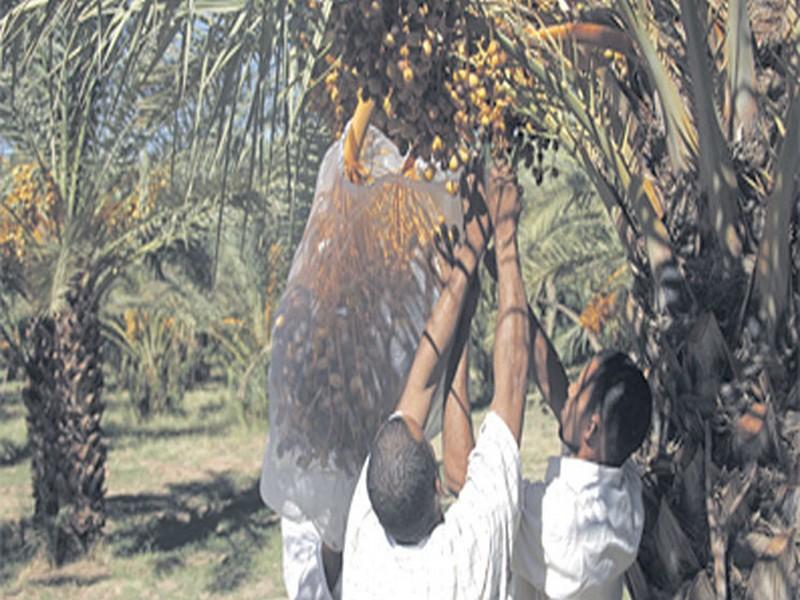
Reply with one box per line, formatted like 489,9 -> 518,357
559,351 -> 652,467
366,414 -> 443,545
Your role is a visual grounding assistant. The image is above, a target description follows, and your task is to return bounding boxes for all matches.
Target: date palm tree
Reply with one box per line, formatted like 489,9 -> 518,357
481,0 -> 799,596
0,0 -> 329,563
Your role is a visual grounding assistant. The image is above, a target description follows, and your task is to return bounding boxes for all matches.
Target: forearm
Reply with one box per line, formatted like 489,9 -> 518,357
489,228 -> 530,444
485,250 -> 568,421
443,339 -> 474,496
527,306 -> 569,417
395,244 -> 480,429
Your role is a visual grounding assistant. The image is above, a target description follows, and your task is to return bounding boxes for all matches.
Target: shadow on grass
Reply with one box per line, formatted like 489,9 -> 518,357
0,403 -> 21,422
197,401 -> 225,419
104,423 -> 230,449
107,472 -> 279,594
30,574 -> 110,587
0,387 -> 24,422
0,518 -> 39,588
153,555 -> 184,576
0,439 -> 30,467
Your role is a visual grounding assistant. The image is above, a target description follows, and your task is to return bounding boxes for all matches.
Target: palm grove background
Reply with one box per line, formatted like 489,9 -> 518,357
0,1 -> 798,598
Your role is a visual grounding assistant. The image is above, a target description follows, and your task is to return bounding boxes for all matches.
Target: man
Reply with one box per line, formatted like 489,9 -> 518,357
342,164 -> 530,598
278,290 -> 474,600
262,124 -> 462,600
512,348 -> 650,600
447,248 -> 652,599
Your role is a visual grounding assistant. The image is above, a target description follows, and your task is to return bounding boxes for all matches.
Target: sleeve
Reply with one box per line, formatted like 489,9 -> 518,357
539,462 -> 644,599
570,464 -> 643,595
280,517 -> 335,600
342,459 -> 372,553
444,411 -> 521,597
450,411 -> 521,518
510,479 -> 548,592
341,458 -> 374,599
537,477 -> 587,599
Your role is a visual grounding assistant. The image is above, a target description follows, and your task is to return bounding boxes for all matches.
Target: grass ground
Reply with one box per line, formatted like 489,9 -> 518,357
0,382 -> 561,599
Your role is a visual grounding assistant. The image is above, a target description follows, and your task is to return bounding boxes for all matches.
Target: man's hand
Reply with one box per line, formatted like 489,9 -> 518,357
431,159 -> 493,287
485,162 -> 522,239
432,222 -> 458,287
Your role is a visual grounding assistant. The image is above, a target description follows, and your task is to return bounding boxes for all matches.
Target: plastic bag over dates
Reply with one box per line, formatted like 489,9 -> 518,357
260,123 -> 461,550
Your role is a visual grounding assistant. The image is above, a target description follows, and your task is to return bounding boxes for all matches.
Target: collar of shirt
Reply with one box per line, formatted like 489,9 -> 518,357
545,456 -> 633,494
385,528 -> 433,551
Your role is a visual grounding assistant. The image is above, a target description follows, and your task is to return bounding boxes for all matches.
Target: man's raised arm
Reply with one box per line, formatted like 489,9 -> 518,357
486,166 -> 529,445
394,188 -> 490,432
528,306 -> 569,418
484,251 -> 569,420
442,275 -> 480,496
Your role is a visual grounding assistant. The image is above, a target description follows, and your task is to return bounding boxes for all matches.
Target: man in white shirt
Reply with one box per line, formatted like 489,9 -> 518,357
511,349 -> 651,600
442,253 -> 652,600
343,164 -> 531,599
277,320 -> 472,600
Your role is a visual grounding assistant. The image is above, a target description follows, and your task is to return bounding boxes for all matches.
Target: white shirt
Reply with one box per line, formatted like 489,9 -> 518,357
343,411 -> 521,599
511,456 -> 644,600
281,516 -> 342,600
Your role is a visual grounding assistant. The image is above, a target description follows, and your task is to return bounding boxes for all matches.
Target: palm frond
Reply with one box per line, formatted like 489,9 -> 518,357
616,0 -> 698,169
679,0 -> 743,260
1,0 -> 332,313
754,97 -> 800,342
725,0 -> 758,138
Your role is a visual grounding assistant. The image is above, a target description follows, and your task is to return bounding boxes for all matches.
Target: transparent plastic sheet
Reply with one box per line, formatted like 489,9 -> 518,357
260,124 -> 461,551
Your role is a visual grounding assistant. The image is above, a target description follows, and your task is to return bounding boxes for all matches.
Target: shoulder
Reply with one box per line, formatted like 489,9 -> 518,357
343,459 -> 377,558
540,458 -> 644,585
621,458 -> 644,497
342,458 -> 396,596
437,413 -> 522,594
450,412 -> 521,506
470,412 -> 521,476
540,457 -> 643,530
348,458 -> 372,518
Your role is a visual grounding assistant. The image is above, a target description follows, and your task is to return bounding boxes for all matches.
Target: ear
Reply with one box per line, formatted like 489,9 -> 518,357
435,477 -> 442,495
583,412 -> 601,447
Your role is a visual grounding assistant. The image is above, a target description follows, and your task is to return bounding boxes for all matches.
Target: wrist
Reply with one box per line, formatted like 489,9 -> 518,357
494,218 -> 518,240
464,229 -> 489,259
453,243 -> 480,275
494,227 -> 519,258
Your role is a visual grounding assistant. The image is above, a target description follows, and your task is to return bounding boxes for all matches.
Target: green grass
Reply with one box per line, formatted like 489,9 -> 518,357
0,383 -> 284,599
0,383 -> 562,599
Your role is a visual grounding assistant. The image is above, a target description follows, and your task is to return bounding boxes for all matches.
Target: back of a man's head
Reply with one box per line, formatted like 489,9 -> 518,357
589,351 -> 653,466
366,417 -> 439,545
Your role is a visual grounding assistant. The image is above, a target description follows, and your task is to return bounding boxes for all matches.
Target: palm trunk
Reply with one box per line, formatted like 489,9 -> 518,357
23,275 -> 106,564
621,2 -> 799,594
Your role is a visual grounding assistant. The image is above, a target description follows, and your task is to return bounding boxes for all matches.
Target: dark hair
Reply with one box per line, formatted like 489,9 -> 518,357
586,351 -> 652,466
366,418 -> 439,545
